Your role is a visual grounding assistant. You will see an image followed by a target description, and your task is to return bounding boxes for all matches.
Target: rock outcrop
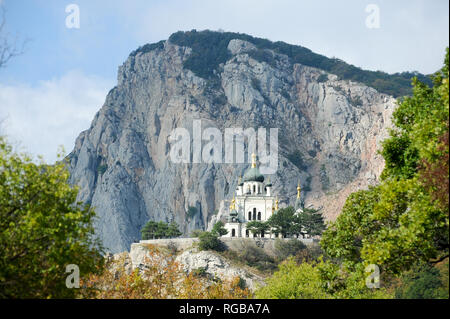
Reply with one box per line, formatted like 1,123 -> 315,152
175,249 -> 264,291
123,243 -> 264,291
67,35 -> 396,253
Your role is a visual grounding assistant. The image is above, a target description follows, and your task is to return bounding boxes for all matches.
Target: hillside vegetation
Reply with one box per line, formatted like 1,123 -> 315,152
133,30 -> 436,97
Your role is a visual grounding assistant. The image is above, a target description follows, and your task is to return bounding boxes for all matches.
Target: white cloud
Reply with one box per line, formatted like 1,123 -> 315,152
0,70 -> 113,163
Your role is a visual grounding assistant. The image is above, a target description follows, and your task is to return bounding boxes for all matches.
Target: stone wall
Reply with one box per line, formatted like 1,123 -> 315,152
138,237 -> 317,256
139,238 -> 198,251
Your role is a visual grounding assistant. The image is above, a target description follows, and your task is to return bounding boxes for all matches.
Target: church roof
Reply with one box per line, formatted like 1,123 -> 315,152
243,153 -> 265,182
243,166 -> 265,182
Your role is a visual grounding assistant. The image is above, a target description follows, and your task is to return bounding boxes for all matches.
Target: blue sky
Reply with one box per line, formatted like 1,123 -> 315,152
0,0 -> 448,162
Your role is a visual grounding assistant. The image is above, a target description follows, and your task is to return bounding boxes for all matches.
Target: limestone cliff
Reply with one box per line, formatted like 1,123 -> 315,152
67,34 -> 396,253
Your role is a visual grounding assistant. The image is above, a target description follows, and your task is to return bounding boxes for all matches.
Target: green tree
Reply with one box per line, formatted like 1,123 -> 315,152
267,206 -> 298,238
298,208 -> 326,237
255,257 -> 392,299
246,221 -> 270,237
141,221 -> 158,240
0,138 -> 104,298
167,221 -> 182,238
255,257 -> 393,299
211,221 -> 228,237
198,231 -> 223,252
395,261 -> 449,299
190,229 -> 203,238
154,221 -> 169,239
142,221 -> 182,239
255,258 -> 331,299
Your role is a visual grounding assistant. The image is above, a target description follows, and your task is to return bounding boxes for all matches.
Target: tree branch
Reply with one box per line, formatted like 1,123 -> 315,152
430,255 -> 449,265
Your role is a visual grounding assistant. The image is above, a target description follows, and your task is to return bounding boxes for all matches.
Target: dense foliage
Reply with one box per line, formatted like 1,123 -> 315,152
0,138 -> 104,298
221,239 -> 278,273
166,30 -> 432,97
394,260 -> 449,299
141,220 -> 182,240
246,220 -> 271,237
196,222 -> 229,251
273,238 -> 307,262
298,208 -> 326,237
130,40 -> 165,57
246,206 -> 325,238
211,221 -> 229,237
255,257 -> 392,299
198,231 -> 223,251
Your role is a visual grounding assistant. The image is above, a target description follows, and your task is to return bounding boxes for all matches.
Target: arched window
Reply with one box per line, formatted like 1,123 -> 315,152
261,231 -> 265,238
246,229 -> 249,237
252,208 -> 256,220
257,212 -> 261,220
232,229 -> 236,237
253,185 -> 256,194
248,211 -> 251,220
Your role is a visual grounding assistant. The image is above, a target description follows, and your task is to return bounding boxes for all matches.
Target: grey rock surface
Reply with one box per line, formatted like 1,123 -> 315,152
175,248 -> 264,291
68,38 -> 395,253
123,243 -> 264,292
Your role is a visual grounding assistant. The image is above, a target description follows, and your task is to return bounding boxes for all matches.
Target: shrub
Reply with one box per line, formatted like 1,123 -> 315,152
395,261 -> 449,299
255,258 -> 331,299
248,48 -> 277,68
97,164 -> 108,175
235,240 -> 277,273
349,95 -> 363,106
319,164 -> 330,190
167,241 -> 178,255
212,221 -> 228,237
286,150 -> 308,170
274,239 -> 306,262
198,231 -> 224,251
192,267 -> 208,278
186,206 -> 198,220
255,257 -> 393,299
294,244 -> 323,264
190,229 -> 203,238
317,73 -> 328,83
141,220 -> 182,240
130,40 -> 165,57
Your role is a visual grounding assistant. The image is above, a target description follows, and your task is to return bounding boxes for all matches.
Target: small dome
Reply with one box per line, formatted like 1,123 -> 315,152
228,209 -> 239,223
243,167 -> 265,183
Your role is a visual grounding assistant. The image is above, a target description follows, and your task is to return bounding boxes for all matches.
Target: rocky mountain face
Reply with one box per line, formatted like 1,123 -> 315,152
67,35 -> 396,253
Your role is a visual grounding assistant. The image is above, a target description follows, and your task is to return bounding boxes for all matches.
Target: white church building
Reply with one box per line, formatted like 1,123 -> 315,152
223,153 -> 304,238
